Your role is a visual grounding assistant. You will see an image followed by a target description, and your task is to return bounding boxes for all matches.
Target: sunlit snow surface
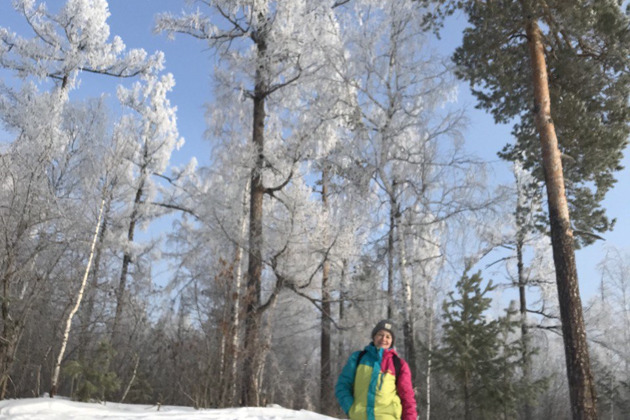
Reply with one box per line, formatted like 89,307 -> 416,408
0,398 -> 341,420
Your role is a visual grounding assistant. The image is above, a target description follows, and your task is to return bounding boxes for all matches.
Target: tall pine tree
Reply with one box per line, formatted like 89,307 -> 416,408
425,1 -> 630,417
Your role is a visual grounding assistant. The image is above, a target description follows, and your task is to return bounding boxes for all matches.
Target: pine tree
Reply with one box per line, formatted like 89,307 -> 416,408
65,341 -> 120,402
426,0 -> 630,245
434,271 -> 523,420
424,1 -> 630,417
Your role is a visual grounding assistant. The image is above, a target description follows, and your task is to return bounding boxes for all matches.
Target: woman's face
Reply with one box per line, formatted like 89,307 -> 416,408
373,330 -> 393,349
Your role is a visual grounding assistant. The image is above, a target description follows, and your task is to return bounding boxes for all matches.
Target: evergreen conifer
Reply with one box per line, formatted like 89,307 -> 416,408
434,272 -> 537,419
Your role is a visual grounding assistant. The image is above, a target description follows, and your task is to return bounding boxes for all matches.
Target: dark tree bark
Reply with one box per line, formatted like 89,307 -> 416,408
241,27 -> 268,407
112,163 -> 146,343
337,259 -> 348,367
320,167 -> 333,414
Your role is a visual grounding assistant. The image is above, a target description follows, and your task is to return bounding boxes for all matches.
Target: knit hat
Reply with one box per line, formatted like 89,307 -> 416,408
371,319 -> 395,346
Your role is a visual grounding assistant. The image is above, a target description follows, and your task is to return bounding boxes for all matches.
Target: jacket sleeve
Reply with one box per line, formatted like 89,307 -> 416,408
397,359 -> 418,420
335,351 -> 360,415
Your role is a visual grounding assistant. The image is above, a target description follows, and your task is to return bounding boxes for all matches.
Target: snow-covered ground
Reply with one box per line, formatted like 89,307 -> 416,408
0,398 -> 342,420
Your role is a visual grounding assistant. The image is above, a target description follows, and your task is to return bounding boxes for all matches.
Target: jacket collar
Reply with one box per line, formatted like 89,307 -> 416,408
364,342 -> 398,359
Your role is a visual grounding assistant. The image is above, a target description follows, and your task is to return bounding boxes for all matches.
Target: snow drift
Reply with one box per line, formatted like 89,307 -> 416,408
0,398 -> 342,420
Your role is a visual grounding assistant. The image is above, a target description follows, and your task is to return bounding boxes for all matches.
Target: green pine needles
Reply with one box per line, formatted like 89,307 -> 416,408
449,0 -> 630,247
434,271 -> 546,420
64,342 -> 120,403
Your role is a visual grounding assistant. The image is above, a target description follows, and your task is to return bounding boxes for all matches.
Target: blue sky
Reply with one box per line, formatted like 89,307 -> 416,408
0,0 -> 627,302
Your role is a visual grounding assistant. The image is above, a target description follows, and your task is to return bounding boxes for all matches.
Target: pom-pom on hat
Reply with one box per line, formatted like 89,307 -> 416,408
371,319 -> 395,346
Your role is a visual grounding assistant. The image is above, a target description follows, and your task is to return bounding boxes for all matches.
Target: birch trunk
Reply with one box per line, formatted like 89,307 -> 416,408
387,197 -> 396,320
523,14 -> 597,419
119,353 -> 139,403
50,197 -> 106,397
217,301 -> 228,406
223,182 -> 249,407
79,194 -> 111,362
397,217 -> 416,375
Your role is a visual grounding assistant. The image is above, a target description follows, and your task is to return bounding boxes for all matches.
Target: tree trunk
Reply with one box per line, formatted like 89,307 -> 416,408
320,167 -> 333,414
119,353 -> 139,403
337,259 -> 348,367
223,183 -> 249,407
425,310 -> 433,420
387,185 -> 396,320
50,197 -> 106,397
112,169 -> 146,343
524,16 -> 597,420
242,26 -> 268,406
464,370 -> 471,420
79,194 -> 111,362
397,213 -> 416,375
516,233 -> 533,420
218,296 -> 228,406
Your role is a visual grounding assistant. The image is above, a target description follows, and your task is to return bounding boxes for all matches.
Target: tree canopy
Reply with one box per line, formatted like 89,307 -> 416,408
437,0 -> 630,246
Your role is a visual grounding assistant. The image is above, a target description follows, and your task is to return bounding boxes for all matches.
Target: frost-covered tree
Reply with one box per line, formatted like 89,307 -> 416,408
0,0 -> 162,91
586,247 -> 630,417
110,72 -> 182,344
467,160 -> 560,418
334,0 -> 488,379
50,193 -> 106,398
156,0 -> 354,406
0,0 -> 162,399
482,161 -> 555,418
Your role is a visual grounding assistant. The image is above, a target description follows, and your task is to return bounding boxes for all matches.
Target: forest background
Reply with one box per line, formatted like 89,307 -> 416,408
0,1 -> 629,419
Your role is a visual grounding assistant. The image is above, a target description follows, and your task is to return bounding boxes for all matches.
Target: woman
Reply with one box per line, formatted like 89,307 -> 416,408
335,320 -> 418,420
